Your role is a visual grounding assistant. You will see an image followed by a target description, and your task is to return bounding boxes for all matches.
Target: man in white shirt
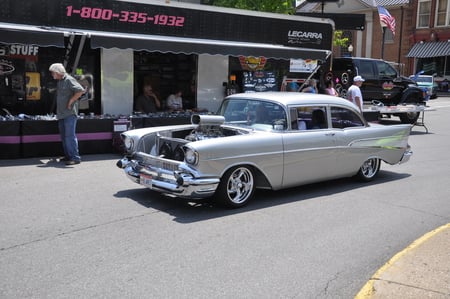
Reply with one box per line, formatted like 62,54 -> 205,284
347,76 -> 365,111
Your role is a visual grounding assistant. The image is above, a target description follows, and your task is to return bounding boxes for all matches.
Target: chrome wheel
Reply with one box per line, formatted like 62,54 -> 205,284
216,166 -> 255,208
357,158 -> 381,181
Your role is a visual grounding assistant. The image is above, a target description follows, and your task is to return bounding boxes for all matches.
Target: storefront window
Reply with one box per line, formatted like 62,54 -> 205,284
436,0 -> 450,26
133,52 -> 197,111
417,0 -> 431,28
228,56 -> 290,93
0,43 -> 99,116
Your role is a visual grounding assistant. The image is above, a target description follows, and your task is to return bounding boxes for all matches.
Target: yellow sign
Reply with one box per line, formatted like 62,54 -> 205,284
26,72 -> 41,100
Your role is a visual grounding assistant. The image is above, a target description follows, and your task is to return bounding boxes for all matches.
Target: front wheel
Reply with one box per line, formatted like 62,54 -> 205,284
356,158 -> 381,182
216,166 -> 255,208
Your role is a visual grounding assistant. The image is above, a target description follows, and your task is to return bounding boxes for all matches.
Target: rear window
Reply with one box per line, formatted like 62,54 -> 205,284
330,106 -> 364,128
333,59 -> 353,72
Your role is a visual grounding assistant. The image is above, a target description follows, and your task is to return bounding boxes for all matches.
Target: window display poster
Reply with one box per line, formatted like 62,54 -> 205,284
289,59 -> 318,73
26,72 -> 41,100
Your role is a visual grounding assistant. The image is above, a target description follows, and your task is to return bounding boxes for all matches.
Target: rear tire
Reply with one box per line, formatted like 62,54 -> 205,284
399,112 -> 420,124
216,166 -> 255,208
356,158 -> 381,182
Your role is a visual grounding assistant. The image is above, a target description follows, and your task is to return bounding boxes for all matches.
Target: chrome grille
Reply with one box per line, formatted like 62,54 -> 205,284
141,155 -> 179,172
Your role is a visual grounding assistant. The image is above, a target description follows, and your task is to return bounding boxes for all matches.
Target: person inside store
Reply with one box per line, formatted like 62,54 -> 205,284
347,76 -> 365,111
49,63 -> 85,165
135,83 -> 161,114
324,80 -> 339,96
166,87 -> 183,111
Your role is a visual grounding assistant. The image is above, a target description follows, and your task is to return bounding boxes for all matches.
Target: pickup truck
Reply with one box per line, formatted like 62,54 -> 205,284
330,57 -> 425,124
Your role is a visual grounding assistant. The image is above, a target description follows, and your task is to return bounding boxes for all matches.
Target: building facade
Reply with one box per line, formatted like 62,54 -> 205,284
297,0 -> 450,83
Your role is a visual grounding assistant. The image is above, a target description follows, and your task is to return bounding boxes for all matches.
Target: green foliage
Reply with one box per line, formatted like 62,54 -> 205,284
334,30 -> 349,47
203,0 -> 296,14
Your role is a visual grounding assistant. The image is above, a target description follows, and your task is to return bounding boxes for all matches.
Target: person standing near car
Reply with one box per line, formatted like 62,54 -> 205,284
347,76 -> 365,111
49,63 -> 85,165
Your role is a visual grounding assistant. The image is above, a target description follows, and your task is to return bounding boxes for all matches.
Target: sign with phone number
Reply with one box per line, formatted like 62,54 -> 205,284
0,0 -> 333,50
66,6 -> 185,27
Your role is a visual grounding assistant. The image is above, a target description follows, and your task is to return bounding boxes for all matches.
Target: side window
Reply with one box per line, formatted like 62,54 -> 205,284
358,61 -> 375,79
296,106 -> 328,130
376,61 -> 397,78
331,106 -> 364,129
252,101 -> 287,128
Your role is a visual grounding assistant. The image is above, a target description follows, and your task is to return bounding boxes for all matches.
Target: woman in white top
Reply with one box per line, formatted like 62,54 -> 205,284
166,88 -> 183,111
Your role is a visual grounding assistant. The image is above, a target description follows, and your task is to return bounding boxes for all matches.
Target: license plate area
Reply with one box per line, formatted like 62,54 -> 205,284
140,174 -> 153,188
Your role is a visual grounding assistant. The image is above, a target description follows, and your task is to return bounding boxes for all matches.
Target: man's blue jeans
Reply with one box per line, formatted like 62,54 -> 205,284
58,115 -> 80,161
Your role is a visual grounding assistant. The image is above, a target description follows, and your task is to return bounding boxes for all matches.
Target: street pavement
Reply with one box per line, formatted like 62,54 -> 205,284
356,92 -> 450,298
354,223 -> 450,298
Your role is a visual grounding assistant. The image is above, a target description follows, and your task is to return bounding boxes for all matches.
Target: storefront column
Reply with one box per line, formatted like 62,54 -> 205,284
196,54 -> 228,113
101,48 -> 134,115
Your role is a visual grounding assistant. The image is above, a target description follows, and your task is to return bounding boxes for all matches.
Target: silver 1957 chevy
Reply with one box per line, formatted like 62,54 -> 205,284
117,92 -> 412,208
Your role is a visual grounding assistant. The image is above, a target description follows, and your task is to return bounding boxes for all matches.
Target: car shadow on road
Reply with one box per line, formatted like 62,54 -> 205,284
0,153 -> 121,167
114,170 -> 411,224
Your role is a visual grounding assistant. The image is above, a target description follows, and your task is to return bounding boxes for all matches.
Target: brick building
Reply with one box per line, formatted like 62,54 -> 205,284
297,0 -> 450,83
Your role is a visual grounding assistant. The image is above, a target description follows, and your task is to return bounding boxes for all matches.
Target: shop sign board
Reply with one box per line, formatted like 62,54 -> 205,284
1,0 -> 333,52
289,59 -> 319,73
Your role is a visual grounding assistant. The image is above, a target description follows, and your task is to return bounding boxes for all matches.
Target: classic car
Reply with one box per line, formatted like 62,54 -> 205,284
408,75 -> 438,99
117,92 -> 412,208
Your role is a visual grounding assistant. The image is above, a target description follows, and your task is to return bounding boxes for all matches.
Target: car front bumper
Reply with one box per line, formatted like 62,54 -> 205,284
117,158 -> 220,199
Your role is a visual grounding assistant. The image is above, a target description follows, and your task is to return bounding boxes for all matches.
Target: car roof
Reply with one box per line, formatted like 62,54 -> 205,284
333,57 -> 385,62
225,92 -> 358,109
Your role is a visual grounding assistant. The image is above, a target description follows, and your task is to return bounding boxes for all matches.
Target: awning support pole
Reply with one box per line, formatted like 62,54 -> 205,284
71,34 -> 86,74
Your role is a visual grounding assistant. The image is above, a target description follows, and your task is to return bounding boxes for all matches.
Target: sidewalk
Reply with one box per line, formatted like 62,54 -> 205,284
355,223 -> 450,298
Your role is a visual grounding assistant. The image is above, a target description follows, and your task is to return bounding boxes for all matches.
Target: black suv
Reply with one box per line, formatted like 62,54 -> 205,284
329,57 -> 425,123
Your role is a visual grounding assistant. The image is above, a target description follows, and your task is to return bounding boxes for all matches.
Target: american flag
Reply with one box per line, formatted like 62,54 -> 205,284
377,6 -> 396,36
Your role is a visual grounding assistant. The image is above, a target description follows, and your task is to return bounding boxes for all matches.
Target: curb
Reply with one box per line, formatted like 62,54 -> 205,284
354,223 -> 450,298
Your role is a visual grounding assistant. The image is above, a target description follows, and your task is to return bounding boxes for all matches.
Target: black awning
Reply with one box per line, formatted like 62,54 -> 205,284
89,30 -> 331,61
406,41 -> 450,58
0,23 -> 66,47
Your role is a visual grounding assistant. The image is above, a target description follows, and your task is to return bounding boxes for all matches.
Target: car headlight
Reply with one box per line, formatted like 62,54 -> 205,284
184,148 -> 198,165
123,136 -> 134,151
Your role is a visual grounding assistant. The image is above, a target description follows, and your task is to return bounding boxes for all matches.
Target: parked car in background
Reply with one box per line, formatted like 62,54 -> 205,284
117,92 -> 413,208
330,57 -> 425,124
409,74 -> 438,99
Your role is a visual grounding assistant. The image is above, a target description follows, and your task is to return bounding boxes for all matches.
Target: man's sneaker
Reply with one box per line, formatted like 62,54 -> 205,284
65,160 -> 81,165
59,157 -> 70,162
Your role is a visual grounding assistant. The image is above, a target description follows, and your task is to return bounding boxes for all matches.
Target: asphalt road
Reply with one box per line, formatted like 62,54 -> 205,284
1,97 -> 450,299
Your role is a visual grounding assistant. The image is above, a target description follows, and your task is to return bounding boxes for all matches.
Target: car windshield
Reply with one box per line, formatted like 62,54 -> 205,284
410,76 -> 432,83
218,98 -> 287,130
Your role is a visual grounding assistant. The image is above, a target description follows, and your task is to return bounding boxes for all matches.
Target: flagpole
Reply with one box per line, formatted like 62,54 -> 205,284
397,6 -> 404,73
381,27 -> 386,59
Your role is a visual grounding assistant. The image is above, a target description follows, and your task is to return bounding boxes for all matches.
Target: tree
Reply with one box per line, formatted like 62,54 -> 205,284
201,0 -> 295,14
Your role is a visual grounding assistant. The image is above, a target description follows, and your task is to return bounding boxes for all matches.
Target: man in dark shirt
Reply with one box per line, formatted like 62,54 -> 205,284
135,83 -> 161,113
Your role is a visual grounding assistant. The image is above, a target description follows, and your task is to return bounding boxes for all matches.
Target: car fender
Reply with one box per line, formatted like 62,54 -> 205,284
187,132 -> 285,189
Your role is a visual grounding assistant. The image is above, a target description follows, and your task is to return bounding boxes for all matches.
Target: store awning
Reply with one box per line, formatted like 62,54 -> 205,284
88,30 -> 331,61
0,23 -> 66,47
406,41 -> 450,58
